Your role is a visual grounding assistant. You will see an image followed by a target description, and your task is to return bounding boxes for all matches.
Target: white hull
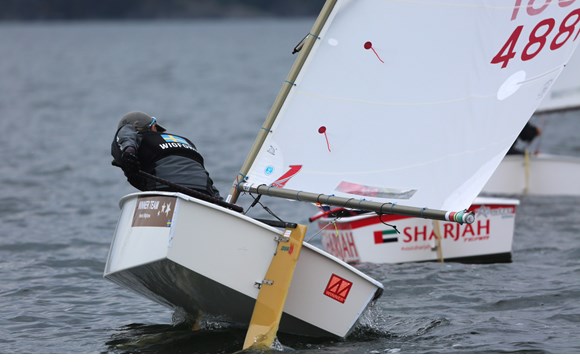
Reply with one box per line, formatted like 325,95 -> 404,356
313,197 -> 518,264
482,154 -> 580,196
104,192 -> 383,338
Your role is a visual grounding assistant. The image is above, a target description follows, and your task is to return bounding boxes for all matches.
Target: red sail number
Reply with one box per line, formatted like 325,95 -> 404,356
492,8 -> 580,68
511,0 -> 577,21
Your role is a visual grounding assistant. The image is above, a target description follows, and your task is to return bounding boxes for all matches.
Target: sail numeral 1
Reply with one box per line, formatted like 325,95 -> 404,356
511,0 -> 577,21
492,8 -> 580,68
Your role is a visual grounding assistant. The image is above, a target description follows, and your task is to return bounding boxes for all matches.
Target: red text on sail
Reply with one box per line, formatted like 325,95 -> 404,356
492,1 -> 579,68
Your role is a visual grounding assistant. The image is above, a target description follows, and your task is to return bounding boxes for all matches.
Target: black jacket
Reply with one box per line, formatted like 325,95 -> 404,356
507,122 -> 540,155
112,124 -> 222,199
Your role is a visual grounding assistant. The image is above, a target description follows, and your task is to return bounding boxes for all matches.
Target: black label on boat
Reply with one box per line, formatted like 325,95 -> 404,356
132,196 -> 176,227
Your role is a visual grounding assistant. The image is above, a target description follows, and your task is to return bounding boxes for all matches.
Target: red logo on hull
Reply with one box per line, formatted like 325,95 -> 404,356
323,274 -> 353,304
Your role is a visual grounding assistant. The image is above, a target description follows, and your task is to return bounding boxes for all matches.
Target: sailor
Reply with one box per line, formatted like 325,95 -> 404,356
111,111 -> 222,200
507,122 -> 541,155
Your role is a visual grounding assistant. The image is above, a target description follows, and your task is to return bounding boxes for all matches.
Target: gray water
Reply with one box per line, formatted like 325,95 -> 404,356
0,20 -> 579,354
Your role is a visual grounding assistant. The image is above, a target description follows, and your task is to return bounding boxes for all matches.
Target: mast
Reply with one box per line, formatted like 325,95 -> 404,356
227,0 -> 338,204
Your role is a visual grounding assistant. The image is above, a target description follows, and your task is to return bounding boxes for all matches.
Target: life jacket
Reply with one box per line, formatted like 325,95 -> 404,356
137,131 -> 205,171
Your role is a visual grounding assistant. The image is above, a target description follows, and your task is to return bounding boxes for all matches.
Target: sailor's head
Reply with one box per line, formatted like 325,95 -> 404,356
117,111 -> 166,133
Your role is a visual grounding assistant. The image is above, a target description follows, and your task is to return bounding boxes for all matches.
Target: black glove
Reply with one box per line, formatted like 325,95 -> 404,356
121,147 -> 140,175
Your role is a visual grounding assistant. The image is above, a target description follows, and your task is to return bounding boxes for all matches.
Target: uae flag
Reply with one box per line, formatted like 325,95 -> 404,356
374,229 -> 398,244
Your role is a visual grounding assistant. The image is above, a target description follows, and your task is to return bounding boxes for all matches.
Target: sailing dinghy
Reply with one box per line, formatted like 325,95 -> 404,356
482,152 -> 580,196
311,197 -> 519,264
105,0 -> 580,350
105,191 -> 383,340
482,48 -> 580,196
536,46 -> 580,113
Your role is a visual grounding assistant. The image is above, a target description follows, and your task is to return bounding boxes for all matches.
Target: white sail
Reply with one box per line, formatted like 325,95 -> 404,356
242,0 -> 579,212
536,44 -> 580,112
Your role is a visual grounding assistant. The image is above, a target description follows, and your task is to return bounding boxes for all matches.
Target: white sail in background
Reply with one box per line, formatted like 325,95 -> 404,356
243,0 -> 580,212
536,47 -> 580,112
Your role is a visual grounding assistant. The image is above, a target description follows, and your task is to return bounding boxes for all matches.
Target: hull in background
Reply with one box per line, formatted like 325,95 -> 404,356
314,197 -> 518,264
483,154 -> 580,196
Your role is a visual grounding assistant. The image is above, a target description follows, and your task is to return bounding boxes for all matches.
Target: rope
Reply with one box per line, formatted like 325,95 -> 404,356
138,171 -> 243,213
305,215 -> 340,243
378,203 -> 400,234
245,193 -> 285,224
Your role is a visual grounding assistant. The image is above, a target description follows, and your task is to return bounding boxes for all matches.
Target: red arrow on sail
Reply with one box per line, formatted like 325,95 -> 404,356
271,165 -> 302,188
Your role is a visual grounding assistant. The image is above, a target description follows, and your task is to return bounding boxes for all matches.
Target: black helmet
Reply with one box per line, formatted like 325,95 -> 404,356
117,111 -> 166,132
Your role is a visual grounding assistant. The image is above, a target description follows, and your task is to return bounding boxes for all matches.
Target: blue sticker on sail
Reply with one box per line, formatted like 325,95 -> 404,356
265,166 -> 274,175
162,134 -> 188,145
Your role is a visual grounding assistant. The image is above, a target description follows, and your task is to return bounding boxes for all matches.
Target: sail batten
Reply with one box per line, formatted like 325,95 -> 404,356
292,88 -> 495,106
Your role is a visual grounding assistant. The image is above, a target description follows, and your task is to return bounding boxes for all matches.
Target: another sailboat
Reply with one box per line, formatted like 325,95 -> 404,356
482,48 -> 580,196
536,46 -> 580,113
310,197 -> 519,264
104,0 -> 580,349
483,152 -> 580,196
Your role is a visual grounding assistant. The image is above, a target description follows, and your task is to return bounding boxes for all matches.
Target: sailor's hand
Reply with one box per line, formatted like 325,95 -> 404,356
121,147 -> 140,174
